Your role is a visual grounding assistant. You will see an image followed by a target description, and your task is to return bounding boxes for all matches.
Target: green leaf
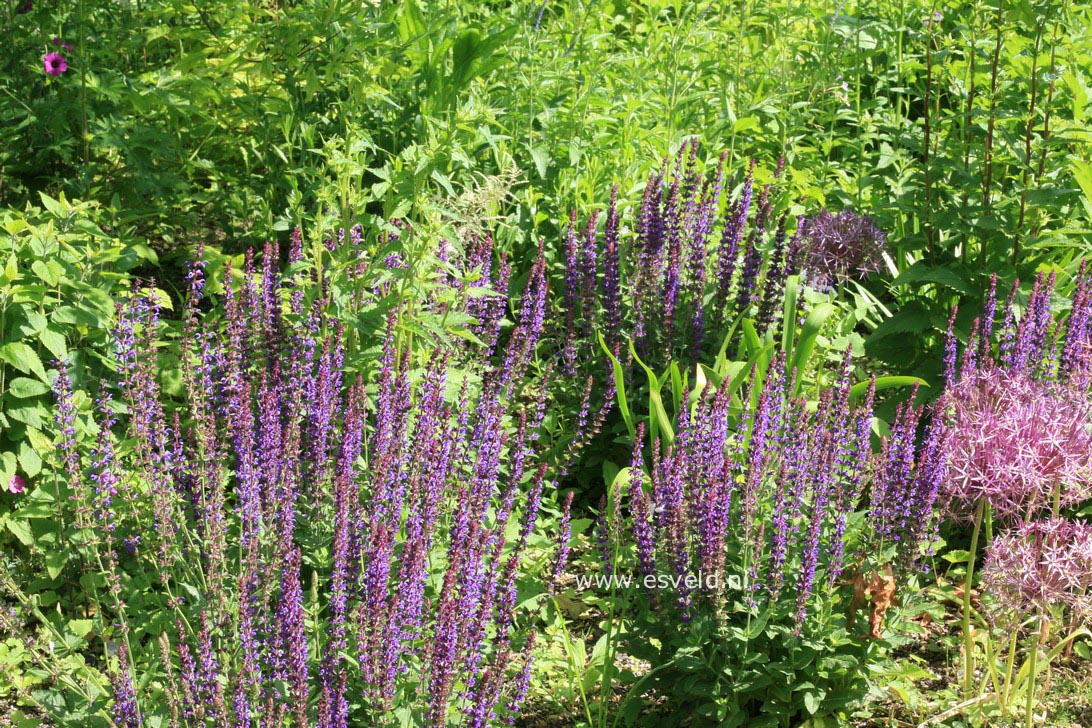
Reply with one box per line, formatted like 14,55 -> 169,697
38,192 -> 65,218
0,451 -> 15,486
44,550 -> 68,581
18,442 -> 41,479
891,262 -> 975,295
598,332 -> 633,438
529,147 -> 549,179
942,549 -> 971,563
5,517 -> 34,547
0,343 -> 48,382
51,306 -> 102,328
849,375 -> 927,403
37,326 -> 67,361
802,691 -> 820,715
789,302 -> 835,394
31,260 -> 60,287
68,620 -> 93,639
630,341 -> 674,446
8,377 -> 50,398
781,274 -> 799,358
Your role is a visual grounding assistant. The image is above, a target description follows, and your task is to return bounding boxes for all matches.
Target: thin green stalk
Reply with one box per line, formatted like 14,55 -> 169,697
999,621 -> 1022,711
1024,618 -> 1040,728
1015,17 -> 1046,262
962,499 -> 985,696
552,596 -> 595,726
77,0 -> 90,192
597,484 -> 625,726
923,5 -> 936,263
979,0 -> 1005,269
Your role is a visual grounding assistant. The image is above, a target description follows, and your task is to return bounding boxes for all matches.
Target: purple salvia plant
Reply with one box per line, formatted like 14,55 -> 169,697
713,162 -> 753,325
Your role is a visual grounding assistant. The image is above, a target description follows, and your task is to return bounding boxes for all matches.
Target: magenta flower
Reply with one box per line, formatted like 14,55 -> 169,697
939,366 -> 1092,521
982,518 -> 1092,622
43,52 -> 67,76
8,474 -> 25,494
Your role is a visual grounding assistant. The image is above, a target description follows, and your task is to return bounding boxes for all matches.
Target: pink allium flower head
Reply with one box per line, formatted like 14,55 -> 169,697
939,366 -> 1092,521
43,52 -> 67,76
8,474 -> 25,494
983,518 -> 1092,622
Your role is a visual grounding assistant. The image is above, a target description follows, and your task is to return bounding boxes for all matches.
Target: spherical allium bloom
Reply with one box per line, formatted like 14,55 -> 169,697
940,366 -> 1092,521
797,209 -> 887,288
982,518 -> 1092,622
43,52 -> 67,76
8,474 -> 25,494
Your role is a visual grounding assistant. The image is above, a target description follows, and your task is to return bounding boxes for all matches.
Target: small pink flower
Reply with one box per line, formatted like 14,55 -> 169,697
8,474 -> 25,494
43,52 -> 67,76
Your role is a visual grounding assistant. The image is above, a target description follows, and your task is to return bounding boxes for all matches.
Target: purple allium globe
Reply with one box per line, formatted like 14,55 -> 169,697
982,518 -> 1092,622
43,52 -> 67,76
939,366 -> 1092,521
797,209 -> 887,288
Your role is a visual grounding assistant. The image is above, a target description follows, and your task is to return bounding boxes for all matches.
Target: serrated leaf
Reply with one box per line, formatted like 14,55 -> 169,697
8,377 -> 50,398
44,550 -> 68,581
891,262 -> 975,295
37,326 -> 66,361
31,260 -> 60,287
529,147 -> 549,179
18,442 -> 41,479
5,517 -> 34,547
51,306 -> 101,328
68,619 -> 93,639
0,343 -> 48,382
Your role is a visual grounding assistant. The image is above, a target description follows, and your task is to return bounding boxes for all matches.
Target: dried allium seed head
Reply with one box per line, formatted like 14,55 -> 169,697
797,209 -> 887,289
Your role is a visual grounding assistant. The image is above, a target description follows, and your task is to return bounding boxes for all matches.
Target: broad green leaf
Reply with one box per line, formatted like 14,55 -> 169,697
0,342 -> 49,382
37,326 -> 67,361
51,306 -> 102,328
44,550 -> 67,581
31,260 -> 60,287
529,147 -> 549,179
38,192 -> 65,218
5,517 -> 34,547
68,620 -> 94,639
18,442 -> 41,479
8,377 -> 50,398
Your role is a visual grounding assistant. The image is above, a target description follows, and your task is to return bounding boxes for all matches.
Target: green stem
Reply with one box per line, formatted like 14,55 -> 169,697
962,500 -> 985,696
1025,618 -> 1039,728
552,596 -> 595,726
